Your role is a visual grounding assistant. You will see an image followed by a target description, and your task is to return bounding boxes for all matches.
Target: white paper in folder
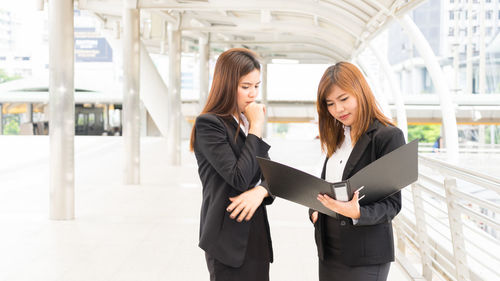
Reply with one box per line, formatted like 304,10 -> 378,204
333,183 -> 349,202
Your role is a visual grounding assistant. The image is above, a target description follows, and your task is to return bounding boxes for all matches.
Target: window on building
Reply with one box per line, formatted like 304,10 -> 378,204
422,68 -> 434,93
498,10 -> 500,20
449,11 -> 455,20
473,25 -> 478,33
486,27 -> 492,36
449,27 -> 455,36
486,10 -> 492,20
486,0 -> 491,3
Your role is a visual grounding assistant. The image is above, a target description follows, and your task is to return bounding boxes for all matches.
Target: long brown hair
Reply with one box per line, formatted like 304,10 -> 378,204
317,62 -> 394,157
190,48 -> 261,151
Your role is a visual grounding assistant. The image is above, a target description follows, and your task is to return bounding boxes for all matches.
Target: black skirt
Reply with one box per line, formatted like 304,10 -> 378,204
205,206 -> 271,281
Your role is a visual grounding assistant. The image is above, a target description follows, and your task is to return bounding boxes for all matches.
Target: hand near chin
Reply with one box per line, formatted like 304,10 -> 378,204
244,102 -> 266,125
244,102 -> 266,137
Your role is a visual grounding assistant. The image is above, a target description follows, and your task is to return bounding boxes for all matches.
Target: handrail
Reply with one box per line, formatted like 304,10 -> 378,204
394,153 -> 500,281
419,154 -> 500,193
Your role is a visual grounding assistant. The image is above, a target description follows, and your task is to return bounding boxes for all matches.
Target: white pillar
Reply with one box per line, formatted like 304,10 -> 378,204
27,104 -> 33,123
167,22 -> 181,165
198,36 -> 209,112
261,62 -> 268,138
466,0 -> 474,95
122,7 -> 141,184
103,104 -> 109,132
478,0 -> 486,95
398,15 -> 459,162
479,125 -> 485,145
49,0 -> 75,220
160,20 -> 167,55
369,44 -> 408,141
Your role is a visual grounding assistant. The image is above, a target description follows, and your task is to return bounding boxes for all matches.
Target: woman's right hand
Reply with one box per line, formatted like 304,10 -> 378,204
244,102 -> 266,137
311,211 -> 319,223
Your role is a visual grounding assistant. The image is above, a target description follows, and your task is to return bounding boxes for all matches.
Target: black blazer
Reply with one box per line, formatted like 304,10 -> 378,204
310,119 -> 405,266
194,113 -> 274,267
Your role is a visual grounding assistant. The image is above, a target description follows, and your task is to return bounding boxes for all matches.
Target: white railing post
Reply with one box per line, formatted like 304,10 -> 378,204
393,216 -> 406,254
444,178 -> 471,281
411,184 -> 433,280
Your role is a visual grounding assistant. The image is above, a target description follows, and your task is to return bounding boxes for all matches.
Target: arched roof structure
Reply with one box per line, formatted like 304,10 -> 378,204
79,0 -> 427,62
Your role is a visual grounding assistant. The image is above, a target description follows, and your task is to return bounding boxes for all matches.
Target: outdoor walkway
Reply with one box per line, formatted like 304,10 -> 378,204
0,136 -> 411,281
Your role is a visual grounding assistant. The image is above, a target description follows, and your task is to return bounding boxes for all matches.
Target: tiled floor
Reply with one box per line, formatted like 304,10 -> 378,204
0,136 -> 411,281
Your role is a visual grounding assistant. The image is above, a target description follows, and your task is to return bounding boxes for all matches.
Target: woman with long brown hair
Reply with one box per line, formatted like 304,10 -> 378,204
309,62 -> 405,281
190,48 -> 273,281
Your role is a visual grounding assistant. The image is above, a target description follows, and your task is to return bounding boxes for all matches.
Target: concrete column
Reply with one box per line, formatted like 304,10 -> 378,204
27,103 -> 33,123
160,20 -> 167,55
398,15 -> 459,162
261,62 -> 268,138
198,36 -> 209,112
479,125 -> 485,145
167,22 -> 181,165
49,0 -> 75,220
140,101 -> 147,136
122,7 -> 141,184
479,0 -> 486,94
466,0 -> 473,94
103,104 -> 109,132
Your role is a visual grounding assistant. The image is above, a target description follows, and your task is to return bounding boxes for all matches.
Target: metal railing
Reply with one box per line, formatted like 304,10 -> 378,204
419,143 -> 500,154
394,154 -> 500,281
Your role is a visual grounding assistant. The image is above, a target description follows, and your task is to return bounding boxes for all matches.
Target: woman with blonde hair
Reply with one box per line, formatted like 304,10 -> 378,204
190,48 -> 273,281
310,62 -> 405,281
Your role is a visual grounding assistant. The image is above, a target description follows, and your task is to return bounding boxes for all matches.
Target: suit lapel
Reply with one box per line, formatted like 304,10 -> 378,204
222,116 -> 247,158
227,116 -> 248,140
342,120 -> 379,180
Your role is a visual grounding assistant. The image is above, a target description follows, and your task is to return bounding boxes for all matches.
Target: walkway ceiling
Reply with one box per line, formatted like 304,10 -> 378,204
79,0 -> 426,63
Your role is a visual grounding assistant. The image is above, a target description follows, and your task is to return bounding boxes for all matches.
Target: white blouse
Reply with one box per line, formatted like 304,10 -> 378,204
324,126 -> 359,223
325,126 -> 354,185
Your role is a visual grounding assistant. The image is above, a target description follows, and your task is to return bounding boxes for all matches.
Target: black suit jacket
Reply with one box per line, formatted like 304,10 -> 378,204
310,119 -> 405,266
194,113 -> 274,267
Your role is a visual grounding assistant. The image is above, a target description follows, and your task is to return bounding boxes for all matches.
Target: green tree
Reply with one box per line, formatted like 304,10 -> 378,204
485,125 -> 500,144
3,115 -> 20,135
407,124 -> 441,143
0,69 -> 22,84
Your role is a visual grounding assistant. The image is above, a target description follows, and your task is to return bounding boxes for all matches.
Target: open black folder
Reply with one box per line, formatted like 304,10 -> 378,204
257,140 -> 418,218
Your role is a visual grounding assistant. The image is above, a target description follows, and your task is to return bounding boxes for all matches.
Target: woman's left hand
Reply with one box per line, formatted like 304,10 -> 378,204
227,186 -> 268,222
317,191 -> 361,219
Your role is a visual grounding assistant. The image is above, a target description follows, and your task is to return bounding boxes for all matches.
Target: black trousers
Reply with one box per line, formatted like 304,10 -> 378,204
205,252 -> 270,281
